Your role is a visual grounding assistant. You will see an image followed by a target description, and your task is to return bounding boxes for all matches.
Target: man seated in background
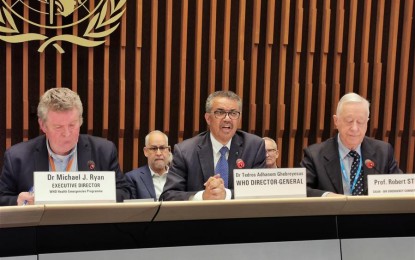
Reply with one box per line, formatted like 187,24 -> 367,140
263,137 -> 279,168
0,87 -> 131,206
300,92 -> 402,197
161,90 -> 266,201
125,130 -> 171,201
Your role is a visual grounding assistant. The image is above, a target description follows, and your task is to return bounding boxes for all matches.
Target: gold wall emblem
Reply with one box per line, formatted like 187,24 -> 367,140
0,0 -> 126,53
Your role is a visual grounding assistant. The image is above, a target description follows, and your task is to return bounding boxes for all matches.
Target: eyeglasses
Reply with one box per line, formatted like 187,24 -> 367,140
266,149 -> 278,154
211,110 -> 241,120
146,146 -> 171,153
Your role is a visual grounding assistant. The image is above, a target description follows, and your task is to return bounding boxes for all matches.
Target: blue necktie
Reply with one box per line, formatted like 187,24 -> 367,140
349,150 -> 364,195
215,146 -> 229,188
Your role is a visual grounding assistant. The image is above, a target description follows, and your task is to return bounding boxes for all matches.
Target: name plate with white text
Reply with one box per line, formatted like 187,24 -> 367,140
368,174 -> 415,196
233,168 -> 306,199
34,171 -> 116,204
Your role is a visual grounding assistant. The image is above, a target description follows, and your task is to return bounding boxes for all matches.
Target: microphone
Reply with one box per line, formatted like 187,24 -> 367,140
365,159 -> 381,174
87,160 -> 96,171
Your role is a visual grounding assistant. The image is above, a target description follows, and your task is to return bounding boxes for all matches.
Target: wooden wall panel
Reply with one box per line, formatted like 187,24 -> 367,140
248,0 -> 261,133
345,0 -> 357,93
358,0 -> 371,98
118,0 -> 127,170
370,0 -> 385,137
330,0 -> 343,135
22,3 -> 28,141
288,0 -> 302,167
163,0 -> 173,135
302,0 -> 317,150
408,53 -> 415,171
383,0 -> 400,143
221,0 -> 231,90
0,0 -> 414,173
261,0 -> 275,135
193,0 -> 203,135
395,0 -> 413,165
133,0 -> 143,170
235,0 -> 246,101
316,0 -> 330,144
5,38 -> 11,149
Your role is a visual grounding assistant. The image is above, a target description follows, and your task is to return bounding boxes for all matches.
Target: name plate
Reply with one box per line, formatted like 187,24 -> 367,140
34,171 -> 116,204
368,174 -> 415,196
233,168 -> 306,199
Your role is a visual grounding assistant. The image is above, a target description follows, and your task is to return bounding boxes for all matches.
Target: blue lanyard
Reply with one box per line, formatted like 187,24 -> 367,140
339,154 -> 362,193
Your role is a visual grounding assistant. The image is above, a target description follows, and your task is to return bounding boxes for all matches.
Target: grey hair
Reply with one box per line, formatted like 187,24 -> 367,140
205,90 -> 242,113
168,152 -> 173,164
37,87 -> 83,125
336,92 -> 370,117
145,130 -> 169,146
262,137 -> 278,150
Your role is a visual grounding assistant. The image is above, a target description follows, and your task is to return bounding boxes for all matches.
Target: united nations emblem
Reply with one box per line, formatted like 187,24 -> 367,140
0,0 -> 126,53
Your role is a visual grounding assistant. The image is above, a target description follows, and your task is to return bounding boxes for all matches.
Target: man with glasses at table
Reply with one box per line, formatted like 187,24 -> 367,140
160,90 -> 266,201
125,130 -> 172,201
263,137 -> 279,168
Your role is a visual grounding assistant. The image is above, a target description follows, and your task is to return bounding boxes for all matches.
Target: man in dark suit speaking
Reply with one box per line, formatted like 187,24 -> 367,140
0,87 -> 131,206
161,90 -> 266,201
301,92 -> 402,197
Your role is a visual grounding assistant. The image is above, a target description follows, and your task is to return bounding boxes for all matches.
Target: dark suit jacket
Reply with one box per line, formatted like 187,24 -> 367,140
125,165 -> 157,200
300,136 -> 403,197
160,130 -> 266,201
0,134 -> 131,205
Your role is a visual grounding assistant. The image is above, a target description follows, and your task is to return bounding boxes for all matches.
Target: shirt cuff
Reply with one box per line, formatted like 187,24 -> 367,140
191,189 -> 232,200
322,192 -> 330,197
225,188 -> 232,200
191,191 -> 204,200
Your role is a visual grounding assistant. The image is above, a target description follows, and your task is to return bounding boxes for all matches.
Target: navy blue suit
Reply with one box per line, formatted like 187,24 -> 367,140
125,165 -> 157,200
161,130 -> 266,201
0,134 -> 131,205
301,136 -> 403,197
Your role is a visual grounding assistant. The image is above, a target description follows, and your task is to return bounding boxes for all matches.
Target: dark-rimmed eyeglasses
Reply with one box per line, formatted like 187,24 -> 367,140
146,146 -> 171,153
211,110 -> 241,120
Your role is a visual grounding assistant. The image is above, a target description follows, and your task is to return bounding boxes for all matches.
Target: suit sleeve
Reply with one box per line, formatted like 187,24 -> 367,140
124,173 -> 138,199
386,143 -> 403,173
300,147 -> 326,197
0,150 -> 19,205
160,144 -> 198,201
107,143 -> 132,202
254,140 -> 267,168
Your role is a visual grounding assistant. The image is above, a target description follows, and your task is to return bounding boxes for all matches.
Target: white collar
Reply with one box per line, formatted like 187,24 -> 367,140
149,166 -> 169,177
210,133 -> 232,154
337,134 -> 361,159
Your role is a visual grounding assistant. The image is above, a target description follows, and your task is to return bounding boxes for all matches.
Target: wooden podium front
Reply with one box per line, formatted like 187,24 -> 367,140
1,196 -> 414,259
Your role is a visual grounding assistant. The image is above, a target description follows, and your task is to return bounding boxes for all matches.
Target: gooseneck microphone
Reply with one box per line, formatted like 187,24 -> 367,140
87,160 -> 96,171
365,159 -> 381,174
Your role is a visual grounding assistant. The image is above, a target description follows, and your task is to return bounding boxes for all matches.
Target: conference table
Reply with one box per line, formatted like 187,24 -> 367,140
1,196 -> 414,259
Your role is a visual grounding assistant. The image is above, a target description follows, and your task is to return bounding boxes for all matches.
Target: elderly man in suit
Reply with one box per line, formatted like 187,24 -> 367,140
125,130 -> 171,201
263,137 -> 279,168
0,87 -> 131,206
161,90 -> 266,201
301,92 -> 402,197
